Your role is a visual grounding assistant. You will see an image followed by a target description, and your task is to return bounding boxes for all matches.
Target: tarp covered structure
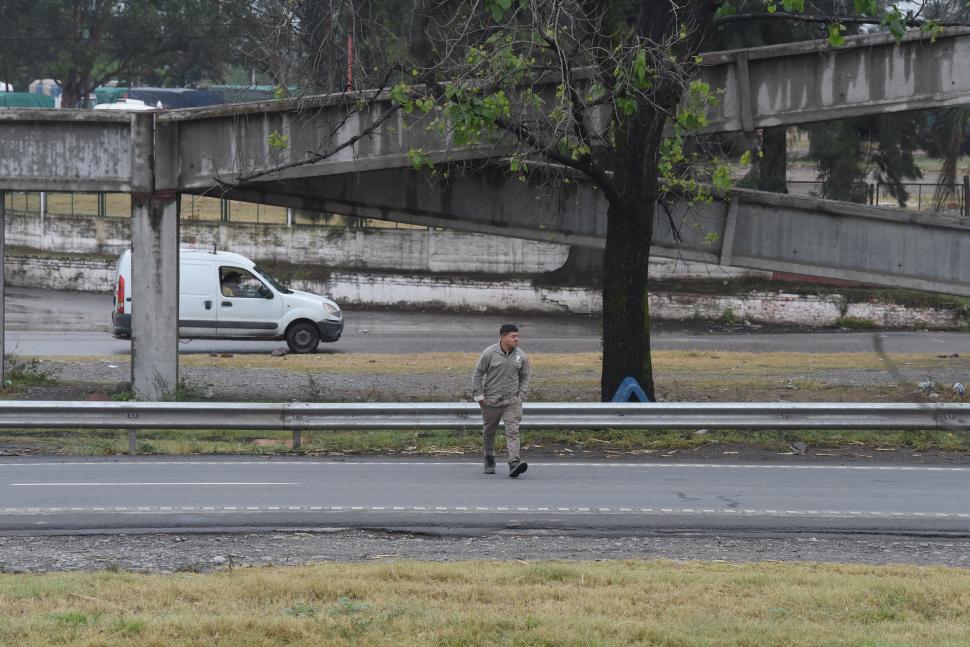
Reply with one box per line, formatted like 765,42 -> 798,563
0,93 -> 54,108
94,86 -> 225,109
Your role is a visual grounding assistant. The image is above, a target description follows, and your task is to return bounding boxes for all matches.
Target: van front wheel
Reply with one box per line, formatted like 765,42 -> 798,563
286,321 -> 320,353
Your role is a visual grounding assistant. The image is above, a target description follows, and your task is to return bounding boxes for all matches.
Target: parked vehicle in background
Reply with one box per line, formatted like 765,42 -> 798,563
93,98 -> 155,111
111,249 -> 343,353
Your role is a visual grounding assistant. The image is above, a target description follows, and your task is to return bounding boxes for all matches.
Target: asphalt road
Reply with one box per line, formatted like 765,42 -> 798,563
2,457 -> 968,535
5,288 -> 970,355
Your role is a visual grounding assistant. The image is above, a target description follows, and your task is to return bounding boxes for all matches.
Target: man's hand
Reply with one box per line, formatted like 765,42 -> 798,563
478,400 -> 485,409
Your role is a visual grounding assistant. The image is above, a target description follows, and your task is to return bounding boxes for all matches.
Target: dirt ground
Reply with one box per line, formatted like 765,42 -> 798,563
15,350 -> 970,405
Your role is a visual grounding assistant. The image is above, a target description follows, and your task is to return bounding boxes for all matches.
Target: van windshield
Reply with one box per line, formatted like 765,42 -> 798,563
253,265 -> 292,294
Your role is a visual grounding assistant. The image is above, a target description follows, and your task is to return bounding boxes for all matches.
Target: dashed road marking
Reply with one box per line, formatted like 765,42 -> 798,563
0,505 -> 963,519
8,482 -> 299,487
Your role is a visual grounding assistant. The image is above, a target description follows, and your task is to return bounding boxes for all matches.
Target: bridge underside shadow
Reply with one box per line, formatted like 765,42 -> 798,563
208,164 -> 970,297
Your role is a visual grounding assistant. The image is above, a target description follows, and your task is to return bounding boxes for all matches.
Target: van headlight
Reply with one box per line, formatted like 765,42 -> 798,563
323,302 -> 342,320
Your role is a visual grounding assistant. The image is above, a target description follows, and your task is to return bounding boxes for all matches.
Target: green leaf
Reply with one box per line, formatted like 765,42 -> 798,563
740,150 -> 752,165
632,50 -> 652,89
853,0 -> 878,15
715,4 -> 736,18
407,149 -> 432,171
268,131 -> 289,150
390,83 -> 413,110
827,23 -> 846,47
921,20 -> 943,44
485,0 -> 512,21
881,7 -> 907,41
712,166 -> 733,192
617,97 -> 637,116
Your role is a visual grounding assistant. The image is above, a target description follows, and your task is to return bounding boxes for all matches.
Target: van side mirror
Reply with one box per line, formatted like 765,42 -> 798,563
259,285 -> 273,299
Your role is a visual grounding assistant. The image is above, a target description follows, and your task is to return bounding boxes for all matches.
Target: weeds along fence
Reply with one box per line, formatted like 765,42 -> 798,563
0,401 -> 968,452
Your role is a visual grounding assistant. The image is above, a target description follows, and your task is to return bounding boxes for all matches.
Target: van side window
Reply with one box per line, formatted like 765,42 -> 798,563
220,267 -> 271,299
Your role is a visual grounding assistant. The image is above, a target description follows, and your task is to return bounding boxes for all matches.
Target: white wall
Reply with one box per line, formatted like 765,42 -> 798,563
3,253 -> 963,327
4,209 -> 768,279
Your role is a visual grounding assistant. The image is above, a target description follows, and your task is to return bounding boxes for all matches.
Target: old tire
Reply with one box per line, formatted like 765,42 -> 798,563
286,321 -> 320,354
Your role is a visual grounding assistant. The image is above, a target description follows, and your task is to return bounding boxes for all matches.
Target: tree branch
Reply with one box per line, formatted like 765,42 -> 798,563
228,95 -> 400,185
539,25 -> 593,151
493,115 -> 624,208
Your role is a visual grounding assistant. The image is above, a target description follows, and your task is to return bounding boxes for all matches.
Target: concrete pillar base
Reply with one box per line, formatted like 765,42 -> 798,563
131,193 -> 179,400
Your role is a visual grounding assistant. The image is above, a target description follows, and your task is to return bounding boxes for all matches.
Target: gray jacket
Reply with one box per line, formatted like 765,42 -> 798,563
472,343 -> 530,406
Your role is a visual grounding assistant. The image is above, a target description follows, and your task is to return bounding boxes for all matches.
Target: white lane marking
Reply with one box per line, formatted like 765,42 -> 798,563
0,505 -> 963,519
2,460 -> 969,473
8,482 -> 300,486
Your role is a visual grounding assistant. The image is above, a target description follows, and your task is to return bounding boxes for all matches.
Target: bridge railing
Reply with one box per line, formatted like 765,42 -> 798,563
0,401 -> 967,452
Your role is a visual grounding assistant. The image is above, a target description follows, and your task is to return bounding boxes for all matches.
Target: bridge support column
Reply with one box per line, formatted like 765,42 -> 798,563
0,191 -> 5,386
130,113 -> 179,401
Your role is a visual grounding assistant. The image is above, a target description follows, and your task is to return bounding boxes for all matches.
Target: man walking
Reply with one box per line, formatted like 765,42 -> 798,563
472,324 -> 530,477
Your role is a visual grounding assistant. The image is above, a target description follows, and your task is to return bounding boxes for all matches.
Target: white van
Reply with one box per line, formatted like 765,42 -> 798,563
111,249 -> 343,353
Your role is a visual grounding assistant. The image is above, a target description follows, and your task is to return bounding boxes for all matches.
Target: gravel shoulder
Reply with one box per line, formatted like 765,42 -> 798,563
3,529 -> 969,573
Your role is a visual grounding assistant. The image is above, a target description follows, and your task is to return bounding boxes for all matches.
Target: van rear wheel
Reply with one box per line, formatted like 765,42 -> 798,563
286,321 -> 320,353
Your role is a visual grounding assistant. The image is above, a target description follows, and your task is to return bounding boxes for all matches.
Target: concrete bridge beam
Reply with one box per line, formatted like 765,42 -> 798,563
214,166 -> 970,298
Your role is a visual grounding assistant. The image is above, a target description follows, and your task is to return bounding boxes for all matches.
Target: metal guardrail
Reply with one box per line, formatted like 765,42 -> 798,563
0,402 -> 968,452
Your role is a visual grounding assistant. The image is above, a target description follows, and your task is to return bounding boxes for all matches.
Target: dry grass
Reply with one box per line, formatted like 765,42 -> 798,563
48,350 -> 964,375
7,425 -> 960,457
195,349 -> 970,373
1,560 -> 969,646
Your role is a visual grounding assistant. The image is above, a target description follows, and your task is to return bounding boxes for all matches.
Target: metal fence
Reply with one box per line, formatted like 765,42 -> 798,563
1,191 -> 429,229
787,180 -> 970,217
1,401 -> 967,452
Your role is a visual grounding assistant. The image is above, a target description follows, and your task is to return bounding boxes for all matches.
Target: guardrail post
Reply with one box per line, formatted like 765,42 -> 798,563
292,429 -> 302,449
128,428 -> 137,453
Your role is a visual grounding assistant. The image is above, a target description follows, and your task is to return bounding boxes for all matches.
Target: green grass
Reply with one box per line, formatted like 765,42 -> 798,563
2,561 -> 970,646
835,316 -> 878,330
2,354 -> 56,390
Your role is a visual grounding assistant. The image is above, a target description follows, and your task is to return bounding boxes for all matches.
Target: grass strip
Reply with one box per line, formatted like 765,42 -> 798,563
1,427 -> 964,456
1,561 -> 969,646
38,351 -> 970,374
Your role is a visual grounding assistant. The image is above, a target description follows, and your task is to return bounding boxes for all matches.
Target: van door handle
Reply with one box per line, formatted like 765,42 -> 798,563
204,300 -> 212,310
221,301 -> 232,307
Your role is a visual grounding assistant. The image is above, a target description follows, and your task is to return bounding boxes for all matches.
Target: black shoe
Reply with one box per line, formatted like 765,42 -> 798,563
508,460 -> 528,478
484,455 -> 496,474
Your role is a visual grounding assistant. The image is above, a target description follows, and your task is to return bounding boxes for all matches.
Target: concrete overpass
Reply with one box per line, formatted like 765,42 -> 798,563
2,28 -> 970,398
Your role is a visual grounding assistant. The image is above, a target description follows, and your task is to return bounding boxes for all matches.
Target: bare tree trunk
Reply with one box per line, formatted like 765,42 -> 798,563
601,201 -> 655,401
744,126 -> 788,192
594,0 -> 715,401
543,246 -> 603,286
759,127 -> 788,192
62,71 -> 81,109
